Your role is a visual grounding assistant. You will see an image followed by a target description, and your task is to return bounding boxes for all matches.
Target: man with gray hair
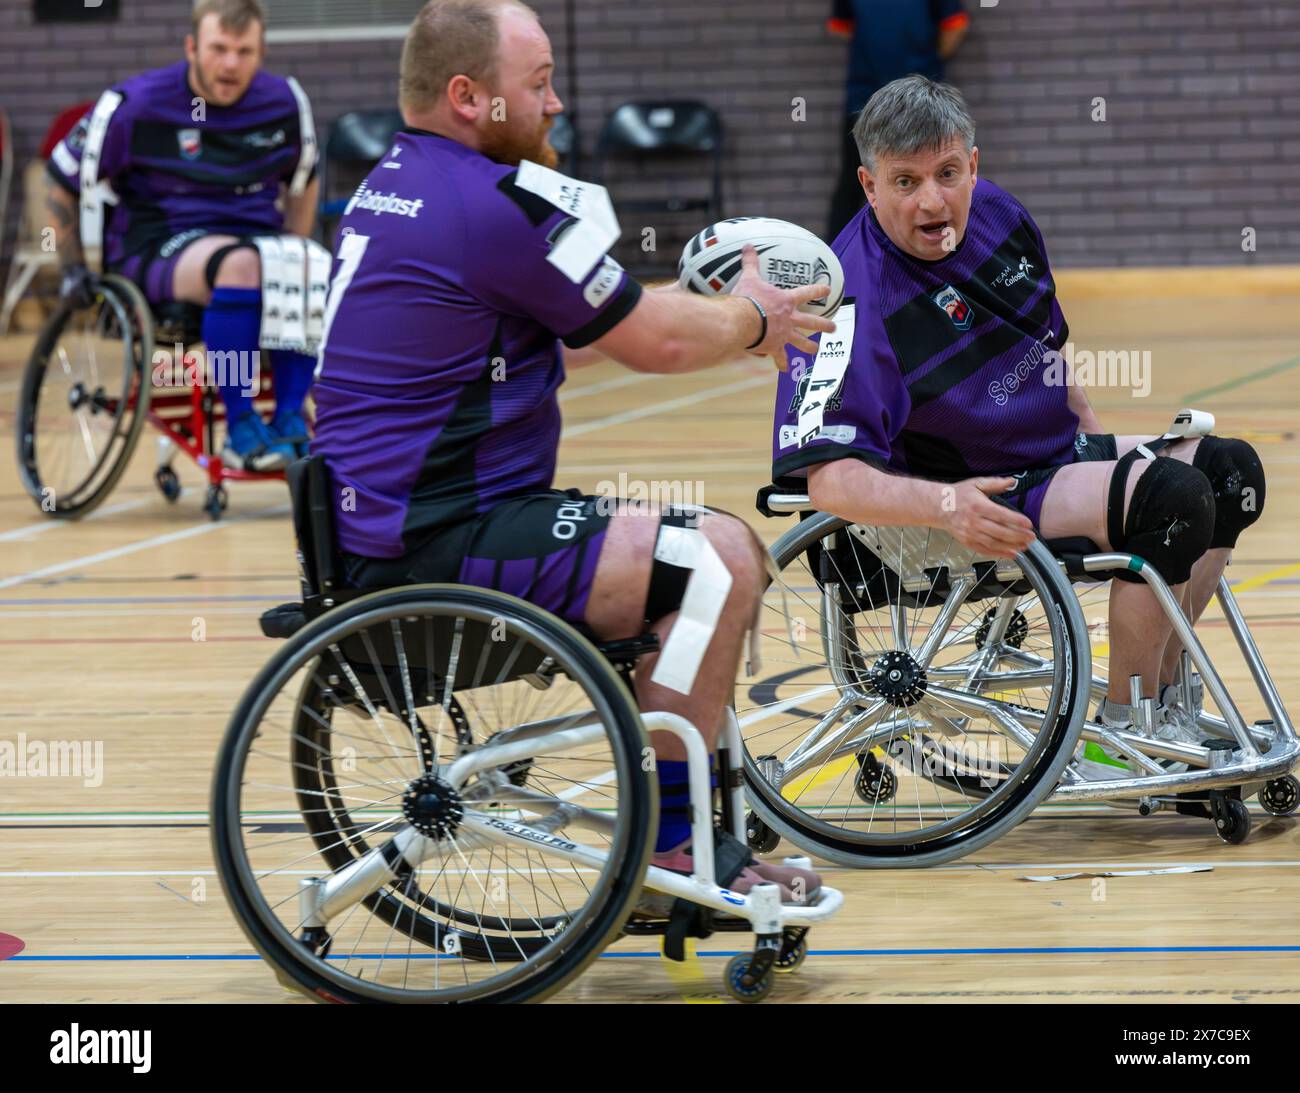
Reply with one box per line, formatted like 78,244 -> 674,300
773,75 -> 1266,763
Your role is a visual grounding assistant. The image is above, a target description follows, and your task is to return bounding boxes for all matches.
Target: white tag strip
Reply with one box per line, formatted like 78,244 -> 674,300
649,525 -> 732,696
253,236 -> 287,349
79,90 -> 124,273
514,160 -> 620,284
286,76 -> 318,197
797,302 -> 856,447
305,240 -> 331,351
278,235 -> 308,350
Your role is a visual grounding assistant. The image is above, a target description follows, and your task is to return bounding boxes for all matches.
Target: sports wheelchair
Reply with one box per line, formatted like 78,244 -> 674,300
15,271 -> 289,522
210,456 -> 843,1003
739,413 -> 1299,868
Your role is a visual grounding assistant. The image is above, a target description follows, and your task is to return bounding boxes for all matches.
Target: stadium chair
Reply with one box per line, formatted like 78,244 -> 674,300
318,109 -> 404,242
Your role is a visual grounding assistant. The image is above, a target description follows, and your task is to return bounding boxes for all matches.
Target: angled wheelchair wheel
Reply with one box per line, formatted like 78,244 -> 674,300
212,585 -> 655,1003
739,513 -> 1090,867
15,273 -> 153,518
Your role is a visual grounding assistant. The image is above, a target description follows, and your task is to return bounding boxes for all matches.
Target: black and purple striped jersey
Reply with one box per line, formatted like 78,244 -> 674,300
45,60 -> 315,266
773,178 -> 1077,502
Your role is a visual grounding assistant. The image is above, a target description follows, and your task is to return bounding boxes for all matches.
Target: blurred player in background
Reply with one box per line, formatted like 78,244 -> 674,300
45,0 -> 320,471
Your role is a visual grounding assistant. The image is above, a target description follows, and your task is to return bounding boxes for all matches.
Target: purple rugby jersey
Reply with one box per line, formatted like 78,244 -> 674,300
46,60 -> 314,268
773,178 -> 1078,526
311,130 -> 642,559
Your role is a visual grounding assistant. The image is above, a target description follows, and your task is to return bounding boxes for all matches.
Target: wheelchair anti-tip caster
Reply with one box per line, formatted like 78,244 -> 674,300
855,751 -> 897,804
1213,796 -> 1252,845
1259,775 -> 1300,817
155,466 -> 182,503
745,811 -> 780,854
724,944 -> 778,1003
204,484 -> 228,520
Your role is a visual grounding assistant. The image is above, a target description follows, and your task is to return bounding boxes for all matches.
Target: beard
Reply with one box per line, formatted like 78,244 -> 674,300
480,117 -> 558,169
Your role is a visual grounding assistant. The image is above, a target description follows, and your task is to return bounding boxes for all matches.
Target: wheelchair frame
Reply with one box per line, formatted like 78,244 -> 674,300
212,457 -> 843,1003
759,489 -> 1299,849
16,272 -> 293,523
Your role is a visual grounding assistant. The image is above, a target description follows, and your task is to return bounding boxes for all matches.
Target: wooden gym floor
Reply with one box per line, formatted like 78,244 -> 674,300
1,266 -> 1298,1004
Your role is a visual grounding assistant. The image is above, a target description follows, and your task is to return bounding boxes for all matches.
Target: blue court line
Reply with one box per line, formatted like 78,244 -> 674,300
11,944 -> 1300,962
0,595 -> 286,606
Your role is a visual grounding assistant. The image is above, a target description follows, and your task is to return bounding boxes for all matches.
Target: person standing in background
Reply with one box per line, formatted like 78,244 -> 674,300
825,0 -> 970,241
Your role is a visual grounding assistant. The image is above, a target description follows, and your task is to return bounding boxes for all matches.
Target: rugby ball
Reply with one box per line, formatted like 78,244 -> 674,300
677,217 -> 844,318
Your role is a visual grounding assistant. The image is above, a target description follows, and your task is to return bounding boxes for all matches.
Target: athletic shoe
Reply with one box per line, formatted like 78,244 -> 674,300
222,413 -> 293,473
269,409 -> 311,459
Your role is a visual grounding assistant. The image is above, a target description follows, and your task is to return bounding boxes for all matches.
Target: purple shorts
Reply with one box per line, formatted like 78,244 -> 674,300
996,433 -> 1119,528
342,490 -> 612,627
110,228 -> 215,306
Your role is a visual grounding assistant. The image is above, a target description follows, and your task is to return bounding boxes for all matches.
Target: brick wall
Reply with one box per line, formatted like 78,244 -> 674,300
2,0 -> 1298,287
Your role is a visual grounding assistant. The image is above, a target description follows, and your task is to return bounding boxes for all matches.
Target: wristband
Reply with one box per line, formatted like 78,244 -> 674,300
740,295 -> 768,350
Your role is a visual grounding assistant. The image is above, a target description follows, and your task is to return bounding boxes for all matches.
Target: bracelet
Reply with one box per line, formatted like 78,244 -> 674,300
740,295 -> 768,350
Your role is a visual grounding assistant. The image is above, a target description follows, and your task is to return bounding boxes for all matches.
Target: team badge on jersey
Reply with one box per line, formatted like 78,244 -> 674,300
178,128 -> 202,160
931,284 -> 972,331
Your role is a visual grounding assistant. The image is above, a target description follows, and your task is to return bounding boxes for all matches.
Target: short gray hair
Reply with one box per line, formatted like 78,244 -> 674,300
852,76 -> 975,171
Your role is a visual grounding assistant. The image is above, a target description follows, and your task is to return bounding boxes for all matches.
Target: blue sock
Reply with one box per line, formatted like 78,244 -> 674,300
654,759 -> 692,853
201,287 -> 262,424
271,349 -> 316,418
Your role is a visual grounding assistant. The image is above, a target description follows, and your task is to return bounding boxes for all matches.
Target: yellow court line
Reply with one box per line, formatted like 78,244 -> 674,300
1229,561 -> 1300,595
659,937 -> 724,1003
780,755 -> 857,801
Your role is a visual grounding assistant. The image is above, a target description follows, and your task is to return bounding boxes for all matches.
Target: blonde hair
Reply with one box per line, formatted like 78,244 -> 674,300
400,0 -> 538,113
192,0 -> 266,39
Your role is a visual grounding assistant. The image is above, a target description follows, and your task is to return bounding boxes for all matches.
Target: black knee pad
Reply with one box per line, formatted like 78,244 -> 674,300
643,508 -> 699,625
1192,435 -> 1265,549
204,241 -> 258,290
1107,454 -> 1215,585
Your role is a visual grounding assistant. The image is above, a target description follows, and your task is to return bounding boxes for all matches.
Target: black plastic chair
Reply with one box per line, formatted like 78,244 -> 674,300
591,100 -> 723,221
319,110 -> 405,237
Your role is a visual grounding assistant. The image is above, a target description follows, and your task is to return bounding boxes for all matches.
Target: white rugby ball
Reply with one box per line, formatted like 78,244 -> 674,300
677,216 -> 844,318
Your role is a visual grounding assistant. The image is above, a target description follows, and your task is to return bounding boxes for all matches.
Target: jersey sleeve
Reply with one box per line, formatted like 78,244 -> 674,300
45,97 -> 132,195
771,300 -> 911,486
1021,210 -> 1069,346
464,169 -> 643,348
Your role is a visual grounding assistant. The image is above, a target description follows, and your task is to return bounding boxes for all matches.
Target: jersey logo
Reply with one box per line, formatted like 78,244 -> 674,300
992,255 -> 1036,291
245,128 -> 286,149
178,128 -> 202,160
931,284 -> 972,330
787,371 -> 843,415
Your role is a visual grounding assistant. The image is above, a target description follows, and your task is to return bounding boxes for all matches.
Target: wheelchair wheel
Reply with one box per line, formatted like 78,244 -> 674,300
212,585 -> 655,1003
739,513 -> 1090,867
15,274 -> 153,518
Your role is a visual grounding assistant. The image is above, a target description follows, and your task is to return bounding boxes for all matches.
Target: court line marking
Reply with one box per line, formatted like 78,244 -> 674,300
10,943 -> 1300,962
6,859 -> 1300,878
563,374 -> 769,438
558,371 -> 654,403
1181,353 -> 1300,403
1230,561 -> 1300,595
0,498 -> 150,543
0,503 -> 289,591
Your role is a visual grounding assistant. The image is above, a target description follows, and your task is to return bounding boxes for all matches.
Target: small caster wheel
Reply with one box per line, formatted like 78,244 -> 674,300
773,928 -> 808,974
1215,798 -> 1252,845
745,811 -> 779,854
204,485 -> 228,521
724,953 -> 774,1003
299,926 -> 332,959
155,466 -> 182,503
1259,775 -> 1299,816
855,752 -> 897,804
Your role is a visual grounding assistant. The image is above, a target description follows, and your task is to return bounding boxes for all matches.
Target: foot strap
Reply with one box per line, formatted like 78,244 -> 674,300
663,827 -> 755,962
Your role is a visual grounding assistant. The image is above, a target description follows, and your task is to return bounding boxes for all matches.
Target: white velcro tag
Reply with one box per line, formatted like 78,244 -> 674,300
253,236 -> 287,349
797,302 -> 856,447
1164,407 -> 1215,441
650,526 -> 732,696
514,160 -> 620,284
1135,443 -> 1157,461
278,235 -> 308,350
79,90 -> 124,273
305,240 -> 331,352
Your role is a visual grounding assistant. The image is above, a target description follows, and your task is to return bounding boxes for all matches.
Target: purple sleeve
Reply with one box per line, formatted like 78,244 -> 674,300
771,298 -> 910,485
465,172 -> 643,348
1023,212 -> 1069,345
45,100 -> 132,194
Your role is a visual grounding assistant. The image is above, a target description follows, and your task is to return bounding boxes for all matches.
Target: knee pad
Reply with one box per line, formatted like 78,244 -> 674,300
204,241 -> 259,290
1107,454 -> 1215,585
1193,435 -> 1265,549
644,508 -> 699,624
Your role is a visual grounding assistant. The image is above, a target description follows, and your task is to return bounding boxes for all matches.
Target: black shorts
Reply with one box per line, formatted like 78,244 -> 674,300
997,433 -> 1119,527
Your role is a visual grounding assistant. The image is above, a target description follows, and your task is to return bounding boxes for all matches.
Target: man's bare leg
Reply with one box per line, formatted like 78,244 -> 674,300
170,234 -> 259,303
582,507 -> 763,761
